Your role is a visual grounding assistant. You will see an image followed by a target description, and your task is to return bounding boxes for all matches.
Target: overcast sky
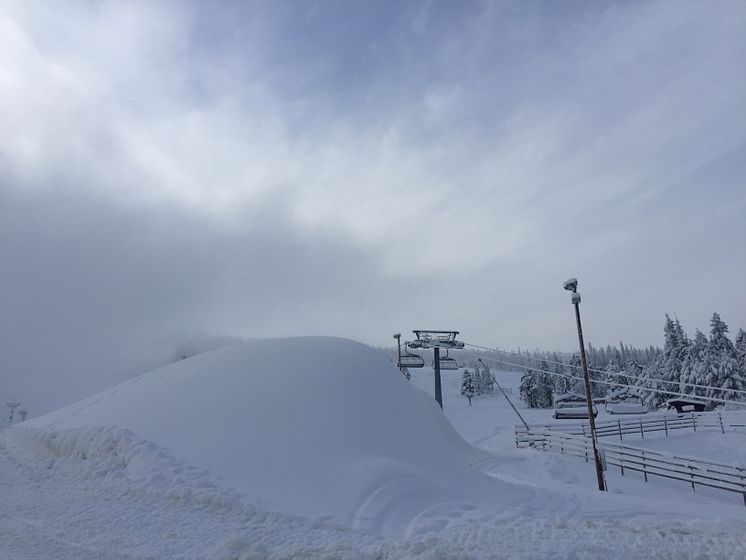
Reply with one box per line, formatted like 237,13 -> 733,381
2,1 -> 745,413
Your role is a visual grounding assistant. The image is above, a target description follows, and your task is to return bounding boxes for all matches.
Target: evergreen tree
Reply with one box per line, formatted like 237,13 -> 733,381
660,314 -> 685,398
735,328 -> 746,378
639,357 -> 665,409
461,369 -> 476,405
519,368 -> 537,408
705,313 -> 744,402
705,313 -> 746,399
519,364 -> 553,408
535,360 -> 554,408
680,329 -> 708,397
567,354 -> 584,394
552,354 -> 569,394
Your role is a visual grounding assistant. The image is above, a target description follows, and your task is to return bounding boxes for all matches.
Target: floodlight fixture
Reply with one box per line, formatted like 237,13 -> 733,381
563,278 -> 578,292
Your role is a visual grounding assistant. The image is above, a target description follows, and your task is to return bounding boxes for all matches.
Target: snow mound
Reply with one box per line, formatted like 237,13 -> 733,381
27,336 -> 537,533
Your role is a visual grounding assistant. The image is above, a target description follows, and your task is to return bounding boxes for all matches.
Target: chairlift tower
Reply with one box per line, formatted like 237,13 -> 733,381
406,330 -> 463,409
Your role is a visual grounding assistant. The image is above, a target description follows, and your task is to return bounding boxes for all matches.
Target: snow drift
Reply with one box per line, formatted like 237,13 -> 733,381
26,337 -> 538,534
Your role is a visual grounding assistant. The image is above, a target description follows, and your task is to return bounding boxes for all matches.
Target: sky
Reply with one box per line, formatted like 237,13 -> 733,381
1,0 -> 745,414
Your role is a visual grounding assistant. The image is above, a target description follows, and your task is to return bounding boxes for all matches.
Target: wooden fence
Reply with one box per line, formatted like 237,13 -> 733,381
515,411 -> 746,446
521,428 -> 746,505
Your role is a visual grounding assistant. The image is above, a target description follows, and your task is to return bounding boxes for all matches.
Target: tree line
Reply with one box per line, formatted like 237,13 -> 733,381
507,313 -> 745,410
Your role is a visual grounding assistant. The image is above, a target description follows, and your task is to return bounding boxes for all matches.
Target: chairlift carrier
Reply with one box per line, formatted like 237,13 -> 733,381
432,349 -> 458,370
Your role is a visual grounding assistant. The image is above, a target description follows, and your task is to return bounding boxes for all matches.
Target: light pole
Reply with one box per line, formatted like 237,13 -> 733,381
393,333 -> 402,367
563,278 -> 606,492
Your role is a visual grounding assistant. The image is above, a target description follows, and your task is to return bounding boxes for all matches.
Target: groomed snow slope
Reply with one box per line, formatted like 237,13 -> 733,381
25,337 -> 539,534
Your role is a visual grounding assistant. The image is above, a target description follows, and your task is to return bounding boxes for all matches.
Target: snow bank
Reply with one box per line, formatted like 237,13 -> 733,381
26,337 -> 537,533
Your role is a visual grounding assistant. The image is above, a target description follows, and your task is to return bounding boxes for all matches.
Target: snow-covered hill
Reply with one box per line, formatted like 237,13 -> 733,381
2,336 -> 746,559
21,337 -> 539,533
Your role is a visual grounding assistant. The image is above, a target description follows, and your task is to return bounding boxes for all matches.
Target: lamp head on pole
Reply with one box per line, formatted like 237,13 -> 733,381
563,278 -> 578,292
393,333 -> 401,340
564,278 -> 581,304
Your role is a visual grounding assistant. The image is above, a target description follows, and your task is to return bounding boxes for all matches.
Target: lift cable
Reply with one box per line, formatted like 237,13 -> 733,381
462,342 -> 746,399
459,348 -> 746,409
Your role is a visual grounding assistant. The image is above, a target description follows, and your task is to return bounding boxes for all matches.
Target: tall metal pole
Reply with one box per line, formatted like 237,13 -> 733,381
393,333 -> 402,367
433,347 -> 443,408
573,301 -> 607,492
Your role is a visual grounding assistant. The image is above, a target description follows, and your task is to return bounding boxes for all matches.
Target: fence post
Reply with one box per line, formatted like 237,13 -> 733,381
719,412 -> 725,435
664,417 -> 668,437
618,420 -> 623,442
692,412 -> 696,432
641,450 -> 648,482
640,418 -> 645,439
688,464 -> 696,492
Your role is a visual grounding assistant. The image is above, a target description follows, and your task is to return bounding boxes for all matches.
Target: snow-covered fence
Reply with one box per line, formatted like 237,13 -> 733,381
522,429 -> 746,506
515,411 -> 746,445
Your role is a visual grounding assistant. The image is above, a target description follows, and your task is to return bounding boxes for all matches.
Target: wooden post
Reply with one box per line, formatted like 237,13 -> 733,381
618,420 -> 623,442
640,418 -> 644,439
664,417 -> 668,437
641,450 -> 648,482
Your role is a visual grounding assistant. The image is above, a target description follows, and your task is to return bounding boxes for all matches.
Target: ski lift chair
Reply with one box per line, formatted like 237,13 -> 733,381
398,351 -> 425,369
432,350 -> 459,370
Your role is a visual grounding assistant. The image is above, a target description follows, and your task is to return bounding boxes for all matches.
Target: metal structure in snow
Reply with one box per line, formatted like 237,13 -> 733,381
432,349 -> 459,370
407,330 -> 464,409
394,333 -> 425,370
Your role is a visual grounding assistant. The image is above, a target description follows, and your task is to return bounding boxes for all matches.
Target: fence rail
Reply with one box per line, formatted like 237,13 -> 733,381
524,429 -> 746,505
516,410 -> 746,446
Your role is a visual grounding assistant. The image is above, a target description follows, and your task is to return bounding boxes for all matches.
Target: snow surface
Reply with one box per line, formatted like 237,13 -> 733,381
22,337 -> 541,533
2,336 -> 746,558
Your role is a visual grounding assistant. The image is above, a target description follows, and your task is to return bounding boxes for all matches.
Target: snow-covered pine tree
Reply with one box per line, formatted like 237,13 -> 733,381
481,364 -> 494,394
567,354 -> 584,394
660,314 -> 685,401
680,329 -> 708,397
587,356 -> 606,399
639,357 -> 665,409
519,368 -> 537,408
552,354 -> 569,394
461,369 -> 476,405
478,366 -> 489,395
705,313 -> 744,403
735,328 -> 746,378
535,360 -> 554,408
604,360 -> 622,392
